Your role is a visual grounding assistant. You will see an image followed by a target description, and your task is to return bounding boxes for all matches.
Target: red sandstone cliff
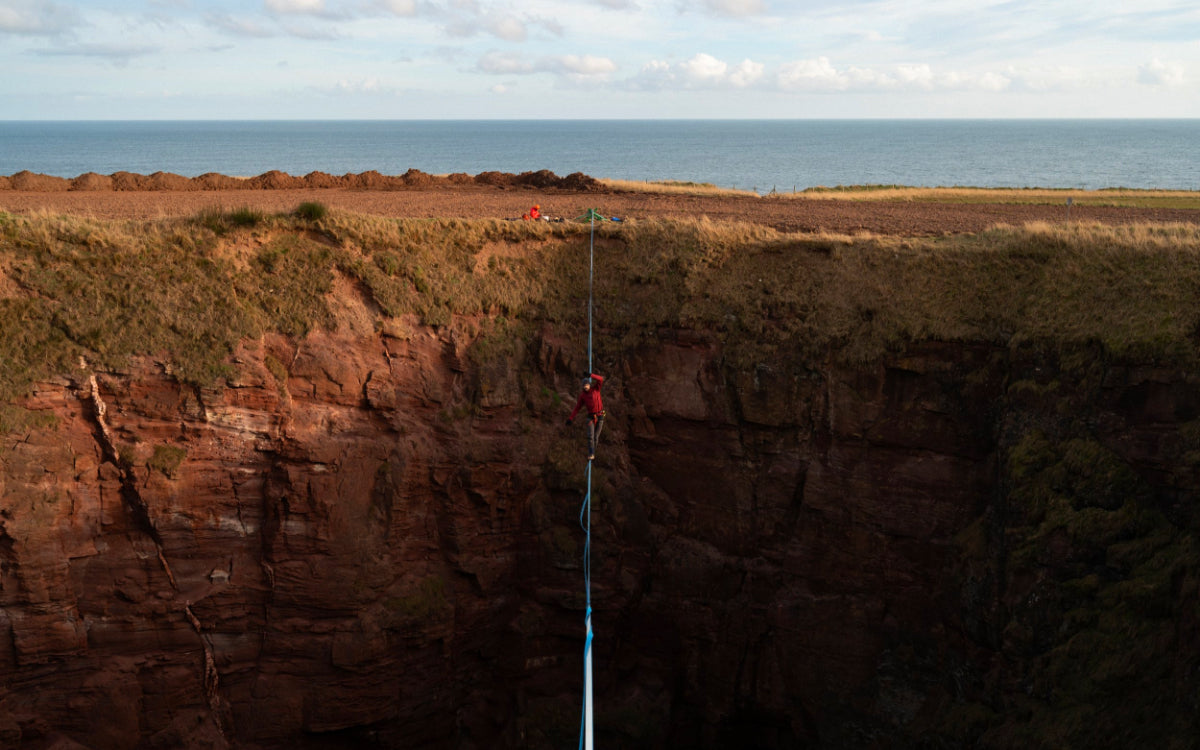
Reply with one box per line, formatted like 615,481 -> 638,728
3,209 -> 1200,749
3,315 -> 1198,749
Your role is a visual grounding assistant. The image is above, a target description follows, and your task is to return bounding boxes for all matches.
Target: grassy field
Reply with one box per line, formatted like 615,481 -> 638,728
601,179 -> 1200,208
792,185 -> 1200,208
599,178 -> 759,198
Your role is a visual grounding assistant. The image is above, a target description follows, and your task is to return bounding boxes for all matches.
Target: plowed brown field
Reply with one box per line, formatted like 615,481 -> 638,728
5,181 -> 1200,236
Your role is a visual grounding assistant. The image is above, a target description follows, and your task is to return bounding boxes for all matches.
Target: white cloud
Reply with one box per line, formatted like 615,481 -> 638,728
637,59 -> 672,86
477,50 -> 534,74
681,53 -> 727,82
265,0 -> 326,14
488,16 -> 526,42
636,53 -> 764,89
895,63 -> 934,89
777,57 -> 844,90
378,0 -> 417,15
1138,58 -> 1185,87
999,65 -> 1099,92
729,59 -> 764,87
702,0 -> 766,17
207,13 -> 275,37
448,11 -> 529,41
331,76 -> 382,92
549,54 -> 617,76
976,71 -> 1011,91
776,57 -> 1018,93
278,21 -> 340,39
34,42 -> 159,65
477,51 -> 616,77
0,0 -> 80,35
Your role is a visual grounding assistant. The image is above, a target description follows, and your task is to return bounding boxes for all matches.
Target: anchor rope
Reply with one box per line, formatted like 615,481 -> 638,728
578,210 -> 598,750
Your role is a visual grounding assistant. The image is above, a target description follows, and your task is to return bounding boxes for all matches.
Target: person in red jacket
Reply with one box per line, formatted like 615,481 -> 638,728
567,372 -> 605,460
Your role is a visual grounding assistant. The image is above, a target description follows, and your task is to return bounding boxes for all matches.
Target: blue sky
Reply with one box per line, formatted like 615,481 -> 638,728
1,0 -> 1198,119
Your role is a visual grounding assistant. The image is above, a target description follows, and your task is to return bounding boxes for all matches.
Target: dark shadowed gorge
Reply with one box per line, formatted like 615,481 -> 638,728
1,206 -> 1199,749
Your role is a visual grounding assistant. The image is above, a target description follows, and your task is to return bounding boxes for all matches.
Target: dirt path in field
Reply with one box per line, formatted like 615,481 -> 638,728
4,175 -> 1199,236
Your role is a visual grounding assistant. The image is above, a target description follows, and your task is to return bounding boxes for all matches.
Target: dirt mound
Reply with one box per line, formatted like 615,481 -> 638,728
302,171 -> 344,188
246,170 -> 304,189
560,172 -> 604,192
346,171 -> 403,189
70,172 -> 114,191
143,171 -> 194,191
2,169 -> 608,194
514,170 -> 561,189
111,171 -> 149,190
193,173 -> 244,190
401,169 -> 437,187
10,171 -> 70,191
471,170 -> 604,191
473,171 -> 513,187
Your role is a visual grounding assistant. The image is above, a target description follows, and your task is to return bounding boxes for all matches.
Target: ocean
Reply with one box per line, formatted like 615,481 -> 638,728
2,119 -> 1198,192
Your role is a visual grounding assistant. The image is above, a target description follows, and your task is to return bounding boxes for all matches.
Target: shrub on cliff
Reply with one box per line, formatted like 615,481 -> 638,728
294,201 -> 328,222
147,444 -> 187,478
195,205 -> 267,233
228,207 -> 264,227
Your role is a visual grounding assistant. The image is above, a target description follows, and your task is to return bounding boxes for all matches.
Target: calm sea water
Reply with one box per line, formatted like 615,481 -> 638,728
2,120 -> 1197,192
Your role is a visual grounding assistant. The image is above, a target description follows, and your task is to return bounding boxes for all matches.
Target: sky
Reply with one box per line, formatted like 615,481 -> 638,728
1,0 -> 1198,119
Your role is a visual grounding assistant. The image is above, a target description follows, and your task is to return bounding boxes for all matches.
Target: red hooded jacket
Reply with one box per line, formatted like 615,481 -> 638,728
569,373 -> 604,420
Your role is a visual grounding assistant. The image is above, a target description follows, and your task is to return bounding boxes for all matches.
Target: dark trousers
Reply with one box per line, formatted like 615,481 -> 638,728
588,412 -> 605,457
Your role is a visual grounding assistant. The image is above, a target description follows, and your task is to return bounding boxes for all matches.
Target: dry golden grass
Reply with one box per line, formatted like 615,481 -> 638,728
3,206 -> 1200,416
595,217 -> 1200,365
599,180 -> 1200,207
787,185 -> 1200,208
598,178 -> 759,198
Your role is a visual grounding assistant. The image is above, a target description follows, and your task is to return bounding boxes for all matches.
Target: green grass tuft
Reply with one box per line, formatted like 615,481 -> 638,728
147,444 -> 187,478
294,201 -> 328,222
228,207 -> 264,227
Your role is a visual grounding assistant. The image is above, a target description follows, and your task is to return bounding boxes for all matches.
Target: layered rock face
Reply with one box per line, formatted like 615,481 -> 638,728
2,319 -> 1198,749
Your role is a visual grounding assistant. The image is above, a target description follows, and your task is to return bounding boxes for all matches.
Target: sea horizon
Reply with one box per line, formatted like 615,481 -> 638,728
5,116 -> 1199,121
3,118 -> 1198,191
